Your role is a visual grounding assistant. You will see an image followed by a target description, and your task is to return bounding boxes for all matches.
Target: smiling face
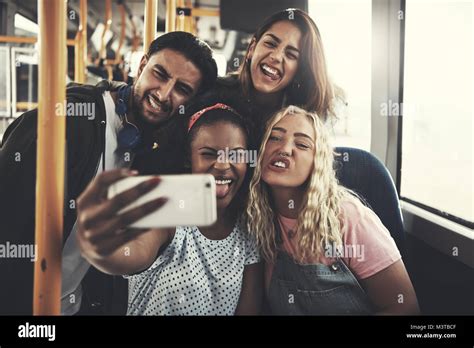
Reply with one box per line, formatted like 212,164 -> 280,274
190,121 -> 248,210
132,48 -> 202,126
261,112 -> 316,188
247,21 -> 302,95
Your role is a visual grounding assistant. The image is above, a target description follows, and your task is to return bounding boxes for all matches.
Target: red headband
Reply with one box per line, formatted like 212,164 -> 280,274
187,103 -> 241,132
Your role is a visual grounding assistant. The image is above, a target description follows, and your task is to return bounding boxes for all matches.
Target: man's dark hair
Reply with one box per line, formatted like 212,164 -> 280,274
146,31 -> 218,94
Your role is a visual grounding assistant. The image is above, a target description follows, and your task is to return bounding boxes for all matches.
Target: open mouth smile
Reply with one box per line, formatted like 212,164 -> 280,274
260,63 -> 281,81
214,176 -> 235,199
146,94 -> 170,115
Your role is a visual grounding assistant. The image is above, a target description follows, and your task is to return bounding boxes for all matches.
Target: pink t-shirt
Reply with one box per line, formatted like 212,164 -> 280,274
265,198 -> 402,291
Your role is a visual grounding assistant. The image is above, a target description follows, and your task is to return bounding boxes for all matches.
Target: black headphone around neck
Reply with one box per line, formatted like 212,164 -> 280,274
115,84 -> 142,150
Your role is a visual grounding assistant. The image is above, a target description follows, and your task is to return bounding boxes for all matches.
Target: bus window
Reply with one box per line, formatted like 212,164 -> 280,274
309,0 -> 372,150
0,47 -> 10,120
401,0 -> 473,225
11,47 -> 38,116
14,13 -> 38,36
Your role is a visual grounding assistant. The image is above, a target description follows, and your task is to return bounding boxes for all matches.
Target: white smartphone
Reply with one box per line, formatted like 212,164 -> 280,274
107,174 -> 217,229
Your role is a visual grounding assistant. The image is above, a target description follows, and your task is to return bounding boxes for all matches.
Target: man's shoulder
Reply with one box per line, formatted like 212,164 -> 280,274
66,80 -> 127,101
0,108 -> 38,148
1,80 -> 123,146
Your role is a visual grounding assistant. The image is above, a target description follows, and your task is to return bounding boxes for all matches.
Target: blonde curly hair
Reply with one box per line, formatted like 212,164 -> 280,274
246,105 -> 356,263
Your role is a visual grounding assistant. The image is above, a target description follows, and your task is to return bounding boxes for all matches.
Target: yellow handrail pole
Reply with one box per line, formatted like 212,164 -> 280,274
176,0 -> 185,31
118,3 -> 126,55
0,36 -> 75,46
110,2 -> 126,65
144,0 -> 158,52
175,0 -> 192,33
166,0 -> 177,33
100,0 -> 112,60
74,37 -> 79,79
33,0 -> 67,315
74,0 -> 87,82
192,8 -> 219,17
183,0 -> 191,34
129,16 -> 139,52
0,36 -> 36,44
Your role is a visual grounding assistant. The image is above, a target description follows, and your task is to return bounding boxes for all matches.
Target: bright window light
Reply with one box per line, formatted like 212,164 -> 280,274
14,13 -> 38,34
401,0 -> 473,223
309,0 -> 372,150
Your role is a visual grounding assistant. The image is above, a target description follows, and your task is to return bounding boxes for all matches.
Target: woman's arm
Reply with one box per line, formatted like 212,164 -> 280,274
78,227 -> 171,275
235,262 -> 264,315
76,169 -> 170,275
360,259 -> 420,315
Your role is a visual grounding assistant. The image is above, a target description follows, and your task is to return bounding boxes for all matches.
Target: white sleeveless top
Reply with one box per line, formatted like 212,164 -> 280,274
126,219 -> 260,315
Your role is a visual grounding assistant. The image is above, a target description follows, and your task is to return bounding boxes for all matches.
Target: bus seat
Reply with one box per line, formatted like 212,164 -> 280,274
334,147 -> 405,253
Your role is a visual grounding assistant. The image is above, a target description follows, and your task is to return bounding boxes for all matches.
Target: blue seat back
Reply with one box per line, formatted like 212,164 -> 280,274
334,147 -> 405,252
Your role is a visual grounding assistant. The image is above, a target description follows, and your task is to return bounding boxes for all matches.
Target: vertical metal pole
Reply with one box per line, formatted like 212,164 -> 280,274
33,0 -> 67,315
74,0 -> 87,83
166,0 -> 176,33
184,0 -> 194,34
144,0 -> 158,52
113,2 -> 126,64
176,0 -> 185,31
174,0 -> 192,33
129,16 -> 139,52
100,0 -> 112,60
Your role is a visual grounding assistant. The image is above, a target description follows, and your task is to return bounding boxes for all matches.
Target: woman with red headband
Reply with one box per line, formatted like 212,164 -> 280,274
76,94 -> 262,315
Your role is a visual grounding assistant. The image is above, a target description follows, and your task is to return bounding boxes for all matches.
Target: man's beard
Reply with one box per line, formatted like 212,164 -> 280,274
131,86 -> 174,145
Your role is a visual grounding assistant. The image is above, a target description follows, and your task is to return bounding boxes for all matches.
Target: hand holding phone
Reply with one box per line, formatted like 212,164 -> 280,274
107,174 -> 217,228
76,169 -> 168,260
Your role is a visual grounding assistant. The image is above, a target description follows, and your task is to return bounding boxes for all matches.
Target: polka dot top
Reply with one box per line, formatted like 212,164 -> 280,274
126,218 -> 261,315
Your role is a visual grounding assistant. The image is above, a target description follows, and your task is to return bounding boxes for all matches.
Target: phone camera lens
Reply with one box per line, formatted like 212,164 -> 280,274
206,182 -> 211,188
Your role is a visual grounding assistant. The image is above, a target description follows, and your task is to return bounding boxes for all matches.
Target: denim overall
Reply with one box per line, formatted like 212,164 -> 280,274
267,223 -> 374,315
